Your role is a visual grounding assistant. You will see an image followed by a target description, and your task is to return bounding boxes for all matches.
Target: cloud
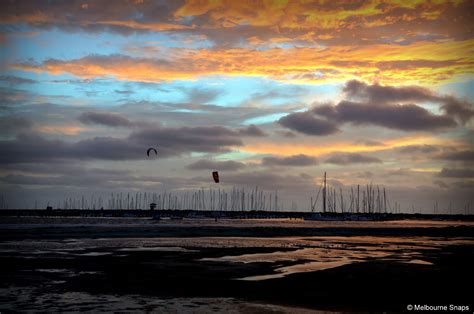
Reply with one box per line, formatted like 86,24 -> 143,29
261,154 -> 318,167
0,125 -> 243,163
12,38 -> 474,85
433,179 -> 448,189
249,86 -> 307,103
78,111 -> 133,127
0,1 -> 186,34
325,152 -> 382,165
343,79 -> 437,103
129,126 -> 243,156
278,111 -> 339,136
0,116 -> 34,135
440,96 -> 474,125
221,171 -> 316,192
237,124 -> 267,137
452,181 -> 474,190
437,150 -> 474,161
0,75 -> 37,85
314,101 -> 456,131
437,168 -> 474,178
398,145 -> 441,154
186,159 -> 246,171
186,88 -> 222,104
0,161 -> 131,177
115,89 -> 134,95
385,168 -> 414,177
357,139 -> 385,147
241,135 -> 442,158
278,81 -> 471,135
342,80 -> 474,125
2,0 -> 471,50
176,0 -> 474,50
281,131 -> 296,138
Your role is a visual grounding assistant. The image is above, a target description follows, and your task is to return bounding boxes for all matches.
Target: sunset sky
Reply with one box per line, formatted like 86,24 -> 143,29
0,0 -> 473,212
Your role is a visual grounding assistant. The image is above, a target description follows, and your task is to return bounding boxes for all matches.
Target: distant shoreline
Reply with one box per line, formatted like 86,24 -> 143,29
1,208 -> 473,222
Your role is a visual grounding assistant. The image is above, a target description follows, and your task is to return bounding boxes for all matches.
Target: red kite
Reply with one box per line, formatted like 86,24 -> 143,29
212,171 -> 219,183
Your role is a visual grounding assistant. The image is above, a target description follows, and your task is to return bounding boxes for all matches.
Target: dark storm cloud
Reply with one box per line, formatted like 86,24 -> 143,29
314,101 -> 456,131
0,125 -> 243,163
437,168 -> 474,178
325,152 -> 382,165
186,159 -> 246,171
78,111 -> 133,127
237,125 -> 267,137
277,111 -> 339,136
261,154 -> 318,167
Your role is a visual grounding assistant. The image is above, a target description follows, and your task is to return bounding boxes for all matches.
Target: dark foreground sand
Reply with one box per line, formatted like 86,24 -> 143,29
0,217 -> 473,313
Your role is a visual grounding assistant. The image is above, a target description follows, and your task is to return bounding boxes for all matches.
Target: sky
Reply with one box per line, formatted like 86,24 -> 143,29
0,0 -> 473,213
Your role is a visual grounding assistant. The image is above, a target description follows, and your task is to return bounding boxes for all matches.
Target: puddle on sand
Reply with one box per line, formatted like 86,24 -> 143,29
403,259 -> 434,265
239,259 -> 353,281
198,236 -> 452,281
118,246 -> 198,252
77,252 -> 112,257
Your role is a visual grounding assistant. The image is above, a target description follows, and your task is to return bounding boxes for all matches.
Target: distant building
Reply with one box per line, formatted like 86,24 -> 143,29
149,203 -> 157,210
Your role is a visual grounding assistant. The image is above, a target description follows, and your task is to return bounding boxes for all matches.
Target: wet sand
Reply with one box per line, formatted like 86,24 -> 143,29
1,217 -> 473,312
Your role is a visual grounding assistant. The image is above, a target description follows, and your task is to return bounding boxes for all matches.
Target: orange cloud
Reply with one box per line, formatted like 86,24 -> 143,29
174,0 -> 451,30
13,39 -> 474,85
1,0 -> 470,49
37,125 -> 87,135
239,136 -> 457,157
91,20 -> 193,32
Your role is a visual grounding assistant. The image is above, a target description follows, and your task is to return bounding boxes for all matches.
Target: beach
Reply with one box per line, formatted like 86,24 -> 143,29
1,217 -> 473,312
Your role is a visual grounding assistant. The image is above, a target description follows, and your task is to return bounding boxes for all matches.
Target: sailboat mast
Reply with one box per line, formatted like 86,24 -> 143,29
323,172 -> 327,213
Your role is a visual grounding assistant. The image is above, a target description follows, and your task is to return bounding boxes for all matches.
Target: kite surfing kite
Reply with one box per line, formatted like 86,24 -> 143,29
147,147 -> 158,157
212,171 -> 219,183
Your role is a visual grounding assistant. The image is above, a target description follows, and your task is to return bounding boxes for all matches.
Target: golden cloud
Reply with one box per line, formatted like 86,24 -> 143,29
174,0 -> 453,30
13,39 -> 474,85
239,136 -> 459,157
